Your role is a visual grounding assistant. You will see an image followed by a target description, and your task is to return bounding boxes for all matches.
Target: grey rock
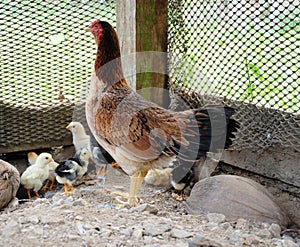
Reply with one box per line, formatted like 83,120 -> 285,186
72,198 -> 86,206
257,228 -> 272,239
120,227 -> 132,236
171,228 -> 193,239
207,213 -> 226,224
132,229 -> 143,240
144,223 -> 171,236
3,219 -> 20,237
269,223 -> 282,238
186,175 -> 291,227
281,239 -> 298,247
235,218 -> 249,231
189,234 -> 224,247
130,203 -> 158,214
76,222 -> 86,235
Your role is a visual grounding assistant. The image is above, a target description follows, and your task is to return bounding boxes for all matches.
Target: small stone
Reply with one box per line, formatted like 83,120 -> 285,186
144,223 -> 171,236
130,203 -> 158,214
189,234 -> 224,247
243,234 -> 260,245
72,199 -> 86,206
257,228 -> 272,239
220,222 -> 231,230
3,219 -> 20,237
229,230 -> 243,245
269,223 -> 282,238
76,222 -> 86,235
207,213 -> 226,224
120,227 -> 132,236
170,229 -> 193,239
236,218 -> 249,231
281,239 -> 298,247
100,228 -> 112,238
132,229 -> 143,240
29,216 -> 39,224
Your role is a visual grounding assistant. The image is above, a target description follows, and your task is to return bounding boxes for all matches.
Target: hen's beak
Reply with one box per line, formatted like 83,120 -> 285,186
85,27 -> 91,32
49,158 -> 54,163
66,124 -> 72,130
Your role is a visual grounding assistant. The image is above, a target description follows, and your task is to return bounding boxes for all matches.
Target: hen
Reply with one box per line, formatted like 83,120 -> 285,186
86,20 -> 238,206
0,159 -> 20,209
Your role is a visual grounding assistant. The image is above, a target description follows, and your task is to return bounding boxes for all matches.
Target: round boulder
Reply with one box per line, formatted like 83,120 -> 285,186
186,175 -> 291,227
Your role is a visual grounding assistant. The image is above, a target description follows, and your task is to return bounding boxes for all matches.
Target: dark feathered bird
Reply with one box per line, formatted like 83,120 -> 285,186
55,148 -> 91,194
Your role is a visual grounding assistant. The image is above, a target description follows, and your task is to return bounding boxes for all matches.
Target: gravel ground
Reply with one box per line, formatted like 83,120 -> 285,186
1,162 -> 300,247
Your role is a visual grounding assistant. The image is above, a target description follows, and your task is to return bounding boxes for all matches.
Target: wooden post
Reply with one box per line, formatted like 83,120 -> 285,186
116,0 -> 136,89
117,0 -> 169,107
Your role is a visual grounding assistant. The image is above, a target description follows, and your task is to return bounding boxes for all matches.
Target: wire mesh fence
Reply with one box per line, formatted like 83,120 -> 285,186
168,0 -> 300,152
0,0 -> 115,152
1,1 -> 299,153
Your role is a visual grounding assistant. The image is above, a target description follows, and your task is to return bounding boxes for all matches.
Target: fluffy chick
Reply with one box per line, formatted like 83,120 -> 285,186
170,162 -> 195,201
28,151 -> 59,192
0,159 -> 20,209
144,168 -> 173,186
55,148 -> 91,194
21,153 -> 54,199
66,121 -> 90,152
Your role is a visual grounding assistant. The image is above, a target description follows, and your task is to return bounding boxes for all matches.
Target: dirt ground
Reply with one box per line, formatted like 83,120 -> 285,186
1,148 -> 300,247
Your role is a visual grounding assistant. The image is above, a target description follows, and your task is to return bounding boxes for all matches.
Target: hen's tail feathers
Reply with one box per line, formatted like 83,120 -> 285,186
170,106 -> 239,162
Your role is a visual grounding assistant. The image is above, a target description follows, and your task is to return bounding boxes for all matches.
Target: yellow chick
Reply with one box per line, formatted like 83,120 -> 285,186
144,168 -> 173,186
21,153 -> 54,199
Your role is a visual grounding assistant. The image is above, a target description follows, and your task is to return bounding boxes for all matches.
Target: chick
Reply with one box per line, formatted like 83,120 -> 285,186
42,161 -> 59,192
28,151 -> 59,192
170,161 -> 194,201
66,122 -> 90,152
27,151 -> 38,166
55,148 -> 91,194
144,168 -> 173,186
0,159 -> 20,209
20,153 -> 54,199
75,148 -> 92,180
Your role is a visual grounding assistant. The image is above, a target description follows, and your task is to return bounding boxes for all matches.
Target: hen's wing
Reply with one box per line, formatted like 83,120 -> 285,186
93,87 -> 219,163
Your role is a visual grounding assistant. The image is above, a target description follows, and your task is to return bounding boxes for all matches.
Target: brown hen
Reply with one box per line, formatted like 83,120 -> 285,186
86,20 -> 238,207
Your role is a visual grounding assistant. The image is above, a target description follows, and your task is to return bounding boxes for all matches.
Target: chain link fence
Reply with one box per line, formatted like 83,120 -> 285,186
168,0 -> 300,152
0,0 -> 115,152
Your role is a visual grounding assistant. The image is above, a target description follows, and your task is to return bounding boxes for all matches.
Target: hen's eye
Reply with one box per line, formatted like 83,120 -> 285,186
45,157 -> 49,160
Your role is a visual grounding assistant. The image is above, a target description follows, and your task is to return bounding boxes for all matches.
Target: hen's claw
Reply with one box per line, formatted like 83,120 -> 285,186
111,191 -> 139,207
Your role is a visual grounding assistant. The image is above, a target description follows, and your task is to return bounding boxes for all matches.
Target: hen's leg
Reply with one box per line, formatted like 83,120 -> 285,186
113,170 -> 148,207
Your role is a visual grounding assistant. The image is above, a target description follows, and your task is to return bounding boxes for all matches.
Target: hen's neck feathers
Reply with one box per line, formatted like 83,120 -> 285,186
94,27 -> 128,88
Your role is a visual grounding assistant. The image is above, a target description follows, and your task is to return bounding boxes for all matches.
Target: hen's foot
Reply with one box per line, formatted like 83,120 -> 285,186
111,191 -> 139,207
